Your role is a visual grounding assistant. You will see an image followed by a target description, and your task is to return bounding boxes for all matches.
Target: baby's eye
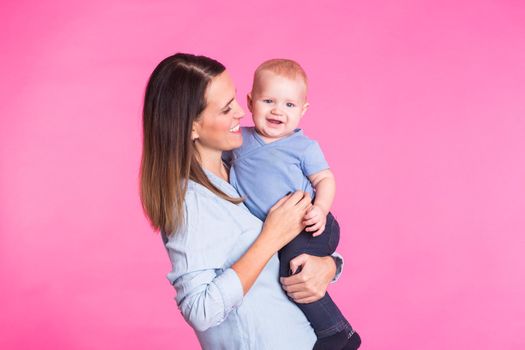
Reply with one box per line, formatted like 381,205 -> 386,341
286,102 -> 296,108
262,99 -> 273,104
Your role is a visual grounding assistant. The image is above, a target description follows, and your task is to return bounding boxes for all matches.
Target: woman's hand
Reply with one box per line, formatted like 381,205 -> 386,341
280,254 -> 336,303
260,191 -> 312,250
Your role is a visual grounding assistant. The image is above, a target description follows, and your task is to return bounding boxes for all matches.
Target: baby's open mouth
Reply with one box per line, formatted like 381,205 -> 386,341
267,119 -> 283,125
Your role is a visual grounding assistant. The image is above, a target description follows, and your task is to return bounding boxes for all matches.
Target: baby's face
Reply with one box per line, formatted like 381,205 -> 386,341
248,70 -> 308,142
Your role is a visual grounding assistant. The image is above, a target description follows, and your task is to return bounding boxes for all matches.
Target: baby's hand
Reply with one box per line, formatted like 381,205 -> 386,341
303,205 -> 327,237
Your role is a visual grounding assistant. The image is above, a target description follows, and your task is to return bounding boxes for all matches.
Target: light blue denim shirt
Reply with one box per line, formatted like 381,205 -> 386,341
162,170 -> 342,349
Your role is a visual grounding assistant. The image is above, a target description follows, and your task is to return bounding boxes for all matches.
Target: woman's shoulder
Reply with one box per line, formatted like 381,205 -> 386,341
184,180 -> 227,214
175,180 -> 245,237
186,179 -> 213,197
184,180 -> 237,211
164,180 -> 248,271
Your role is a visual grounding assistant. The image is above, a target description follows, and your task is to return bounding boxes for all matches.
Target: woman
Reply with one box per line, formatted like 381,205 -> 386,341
140,53 -> 342,349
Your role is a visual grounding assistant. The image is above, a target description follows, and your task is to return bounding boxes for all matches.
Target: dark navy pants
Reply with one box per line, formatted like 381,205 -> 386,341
278,212 -> 353,339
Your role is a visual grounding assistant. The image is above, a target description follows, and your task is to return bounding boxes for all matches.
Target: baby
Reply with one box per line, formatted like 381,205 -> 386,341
226,59 -> 361,350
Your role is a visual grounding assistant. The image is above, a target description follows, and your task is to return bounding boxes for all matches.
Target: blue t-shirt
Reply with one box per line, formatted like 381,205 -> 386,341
227,127 -> 329,221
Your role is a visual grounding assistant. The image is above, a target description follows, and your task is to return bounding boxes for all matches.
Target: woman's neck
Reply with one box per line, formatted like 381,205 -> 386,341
198,150 -> 228,181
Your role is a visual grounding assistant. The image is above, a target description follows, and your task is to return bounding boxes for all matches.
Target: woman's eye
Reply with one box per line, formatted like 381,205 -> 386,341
222,107 -> 232,114
286,102 -> 295,108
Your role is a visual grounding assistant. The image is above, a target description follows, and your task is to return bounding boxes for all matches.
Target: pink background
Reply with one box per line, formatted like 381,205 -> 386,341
1,0 -> 524,349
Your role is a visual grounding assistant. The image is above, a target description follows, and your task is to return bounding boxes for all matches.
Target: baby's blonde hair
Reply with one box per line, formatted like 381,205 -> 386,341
252,59 -> 308,93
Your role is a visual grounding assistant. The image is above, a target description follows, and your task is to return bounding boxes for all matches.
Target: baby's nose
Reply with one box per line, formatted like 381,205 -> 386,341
271,107 -> 283,115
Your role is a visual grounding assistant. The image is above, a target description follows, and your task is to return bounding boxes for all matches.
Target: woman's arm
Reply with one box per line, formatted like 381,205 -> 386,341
232,191 -> 312,294
166,191 -> 311,331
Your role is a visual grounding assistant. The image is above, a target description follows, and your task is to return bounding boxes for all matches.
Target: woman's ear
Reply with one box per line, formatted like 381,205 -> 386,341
247,93 -> 253,113
191,121 -> 200,141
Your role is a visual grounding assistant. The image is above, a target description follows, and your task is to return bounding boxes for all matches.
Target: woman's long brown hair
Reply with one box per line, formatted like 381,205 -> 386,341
140,53 -> 242,234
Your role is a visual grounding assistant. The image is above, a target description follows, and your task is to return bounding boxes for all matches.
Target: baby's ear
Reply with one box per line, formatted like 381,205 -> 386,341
247,93 -> 253,113
301,102 -> 310,117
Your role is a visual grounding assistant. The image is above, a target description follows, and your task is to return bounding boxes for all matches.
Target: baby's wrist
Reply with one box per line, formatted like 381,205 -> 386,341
313,203 -> 329,216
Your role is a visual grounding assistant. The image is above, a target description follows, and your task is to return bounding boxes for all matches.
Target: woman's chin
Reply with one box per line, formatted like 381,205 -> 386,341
227,136 -> 243,150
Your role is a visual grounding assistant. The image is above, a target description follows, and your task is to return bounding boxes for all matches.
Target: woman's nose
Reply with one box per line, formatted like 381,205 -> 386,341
234,103 -> 245,119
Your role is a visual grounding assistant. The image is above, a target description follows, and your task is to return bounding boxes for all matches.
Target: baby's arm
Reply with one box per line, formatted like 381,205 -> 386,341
304,169 -> 336,236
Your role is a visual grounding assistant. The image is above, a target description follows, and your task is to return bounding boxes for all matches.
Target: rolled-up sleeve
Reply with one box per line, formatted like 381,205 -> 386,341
174,268 -> 244,331
163,188 -> 245,331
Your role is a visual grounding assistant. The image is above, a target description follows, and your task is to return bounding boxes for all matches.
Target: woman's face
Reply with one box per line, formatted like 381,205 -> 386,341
193,70 -> 244,154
